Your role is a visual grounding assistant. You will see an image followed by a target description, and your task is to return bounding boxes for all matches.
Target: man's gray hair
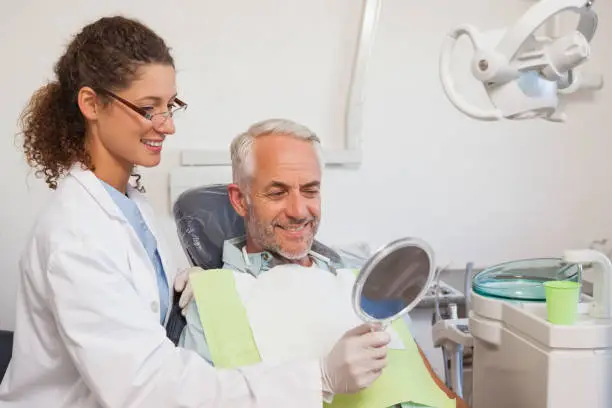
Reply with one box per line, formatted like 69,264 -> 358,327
230,118 -> 324,188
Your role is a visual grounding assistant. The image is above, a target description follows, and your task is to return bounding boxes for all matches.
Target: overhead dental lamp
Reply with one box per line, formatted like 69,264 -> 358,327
439,0 -> 600,122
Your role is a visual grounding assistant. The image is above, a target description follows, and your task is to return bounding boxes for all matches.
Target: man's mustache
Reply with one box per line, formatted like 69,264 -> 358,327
275,217 -> 317,228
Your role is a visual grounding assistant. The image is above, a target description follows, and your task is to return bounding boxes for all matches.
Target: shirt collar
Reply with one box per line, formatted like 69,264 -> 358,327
100,180 -> 141,221
222,236 -> 337,276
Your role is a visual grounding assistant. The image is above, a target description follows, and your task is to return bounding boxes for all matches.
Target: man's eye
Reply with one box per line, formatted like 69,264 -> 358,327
141,106 -> 155,112
268,191 -> 285,197
303,189 -> 319,195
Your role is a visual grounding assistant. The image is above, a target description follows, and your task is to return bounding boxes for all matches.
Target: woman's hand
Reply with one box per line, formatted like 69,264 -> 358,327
173,267 -> 203,315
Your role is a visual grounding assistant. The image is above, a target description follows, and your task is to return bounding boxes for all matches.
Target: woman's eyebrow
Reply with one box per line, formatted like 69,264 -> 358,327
135,93 -> 178,103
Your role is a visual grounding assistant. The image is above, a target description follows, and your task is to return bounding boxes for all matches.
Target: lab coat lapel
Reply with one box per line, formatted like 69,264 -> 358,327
68,164 -> 126,222
68,164 -> 161,309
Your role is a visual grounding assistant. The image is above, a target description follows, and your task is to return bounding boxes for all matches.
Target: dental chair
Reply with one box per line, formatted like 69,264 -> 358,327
172,184 -> 246,270
167,184 -> 344,344
0,330 -> 13,383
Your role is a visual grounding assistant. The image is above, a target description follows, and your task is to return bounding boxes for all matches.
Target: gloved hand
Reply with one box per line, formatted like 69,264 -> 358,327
320,322 -> 390,397
173,267 -> 204,316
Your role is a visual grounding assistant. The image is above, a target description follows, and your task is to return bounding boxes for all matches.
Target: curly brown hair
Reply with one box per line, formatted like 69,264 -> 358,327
20,16 -> 174,189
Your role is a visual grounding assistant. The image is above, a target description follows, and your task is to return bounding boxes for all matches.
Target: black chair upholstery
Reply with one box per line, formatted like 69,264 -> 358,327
0,330 -> 13,383
173,184 -> 246,270
166,184 -> 245,344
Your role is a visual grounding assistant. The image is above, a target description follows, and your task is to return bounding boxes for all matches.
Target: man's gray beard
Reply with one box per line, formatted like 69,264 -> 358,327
275,244 -> 311,261
245,204 -> 316,262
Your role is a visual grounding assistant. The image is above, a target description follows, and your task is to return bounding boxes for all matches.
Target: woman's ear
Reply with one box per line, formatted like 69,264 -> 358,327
227,183 -> 248,217
77,86 -> 101,121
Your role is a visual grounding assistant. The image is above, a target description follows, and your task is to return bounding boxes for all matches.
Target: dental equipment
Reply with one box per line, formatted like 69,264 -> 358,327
439,0 -> 600,122
431,263 -> 475,400
432,251 -> 612,408
431,264 -> 456,392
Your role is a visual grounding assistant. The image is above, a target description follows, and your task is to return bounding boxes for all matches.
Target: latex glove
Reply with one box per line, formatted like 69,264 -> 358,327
320,322 -> 390,398
173,267 -> 203,316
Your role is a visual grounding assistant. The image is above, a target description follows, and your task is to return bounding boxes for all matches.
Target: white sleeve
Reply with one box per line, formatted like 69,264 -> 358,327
46,243 -> 323,408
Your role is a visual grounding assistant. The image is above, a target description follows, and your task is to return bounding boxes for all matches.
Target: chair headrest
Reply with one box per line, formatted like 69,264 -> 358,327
173,184 -> 245,269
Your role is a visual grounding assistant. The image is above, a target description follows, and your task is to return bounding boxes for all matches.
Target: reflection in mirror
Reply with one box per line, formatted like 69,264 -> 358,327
358,241 -> 433,321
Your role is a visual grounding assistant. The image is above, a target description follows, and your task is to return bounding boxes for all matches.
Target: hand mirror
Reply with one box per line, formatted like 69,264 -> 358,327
352,237 -> 436,325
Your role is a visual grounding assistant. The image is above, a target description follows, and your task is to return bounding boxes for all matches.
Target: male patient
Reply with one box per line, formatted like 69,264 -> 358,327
179,118 -> 466,408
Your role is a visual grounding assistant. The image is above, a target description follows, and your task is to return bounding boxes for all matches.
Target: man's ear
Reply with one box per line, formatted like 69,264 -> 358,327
227,183 -> 248,217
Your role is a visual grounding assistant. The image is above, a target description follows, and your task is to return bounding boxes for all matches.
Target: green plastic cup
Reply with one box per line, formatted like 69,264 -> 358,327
543,281 -> 581,325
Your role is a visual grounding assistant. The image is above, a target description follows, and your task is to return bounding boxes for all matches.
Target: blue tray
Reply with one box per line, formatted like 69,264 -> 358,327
472,258 -> 581,301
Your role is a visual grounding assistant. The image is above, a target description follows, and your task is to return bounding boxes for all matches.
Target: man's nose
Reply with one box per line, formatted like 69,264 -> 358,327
285,193 -> 309,220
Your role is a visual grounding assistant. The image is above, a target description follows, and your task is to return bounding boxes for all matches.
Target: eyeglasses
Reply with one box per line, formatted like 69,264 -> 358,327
96,88 -> 188,128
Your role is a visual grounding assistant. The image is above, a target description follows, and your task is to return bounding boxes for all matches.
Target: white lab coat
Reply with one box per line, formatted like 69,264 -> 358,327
0,164 -> 322,408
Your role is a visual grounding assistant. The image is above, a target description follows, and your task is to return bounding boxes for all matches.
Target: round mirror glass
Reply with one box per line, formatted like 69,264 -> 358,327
352,237 -> 435,323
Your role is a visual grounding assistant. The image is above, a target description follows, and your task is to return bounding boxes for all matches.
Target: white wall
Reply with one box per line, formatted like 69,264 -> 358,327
1,0 -> 611,330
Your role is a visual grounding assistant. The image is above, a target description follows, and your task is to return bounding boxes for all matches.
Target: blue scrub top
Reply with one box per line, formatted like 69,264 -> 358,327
101,181 -> 169,325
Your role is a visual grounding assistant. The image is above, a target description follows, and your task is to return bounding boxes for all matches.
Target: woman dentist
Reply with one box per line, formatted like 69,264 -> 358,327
0,16 -> 390,408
